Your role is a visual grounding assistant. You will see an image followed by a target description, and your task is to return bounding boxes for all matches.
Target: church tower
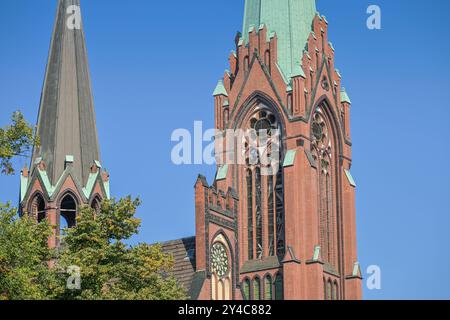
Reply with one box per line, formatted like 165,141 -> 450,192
19,0 -> 110,248
193,0 -> 362,300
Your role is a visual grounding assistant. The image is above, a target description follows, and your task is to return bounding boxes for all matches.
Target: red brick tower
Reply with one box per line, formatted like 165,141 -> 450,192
19,0 -> 110,248
193,0 -> 362,300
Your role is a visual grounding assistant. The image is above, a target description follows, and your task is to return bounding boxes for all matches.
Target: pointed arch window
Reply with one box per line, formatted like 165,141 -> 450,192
275,168 -> 285,257
91,196 -> 101,213
223,109 -> 230,128
264,50 -> 271,73
267,175 -> 275,256
274,273 -> 283,300
30,194 -> 46,223
326,280 -> 332,300
264,275 -> 273,300
210,237 -> 232,300
246,169 -> 254,260
332,281 -> 339,300
255,167 -> 262,259
253,277 -> 261,300
287,93 -> 293,114
60,194 -> 77,232
212,274 -> 218,300
311,108 -> 338,268
244,56 -> 250,74
243,278 -> 251,300
217,279 -> 224,300
245,107 -> 285,260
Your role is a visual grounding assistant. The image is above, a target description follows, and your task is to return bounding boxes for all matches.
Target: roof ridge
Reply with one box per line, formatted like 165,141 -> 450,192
159,236 -> 196,246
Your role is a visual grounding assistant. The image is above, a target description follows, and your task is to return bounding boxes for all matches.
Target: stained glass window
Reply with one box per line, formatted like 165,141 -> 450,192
243,279 -> 251,300
255,167 -> 263,259
312,108 -> 337,268
247,169 -> 254,260
267,175 -> 275,256
211,239 -> 232,301
253,277 -> 261,300
264,275 -> 273,300
275,168 -> 285,258
274,273 -> 283,300
245,107 -> 285,261
211,242 -> 229,279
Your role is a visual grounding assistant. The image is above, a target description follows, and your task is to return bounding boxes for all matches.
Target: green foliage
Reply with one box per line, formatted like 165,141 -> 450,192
0,203 -> 57,300
0,198 -> 187,300
0,111 -> 39,175
55,196 -> 187,300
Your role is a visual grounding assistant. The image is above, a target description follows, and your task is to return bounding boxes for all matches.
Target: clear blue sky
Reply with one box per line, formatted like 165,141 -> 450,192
1,0 -> 449,300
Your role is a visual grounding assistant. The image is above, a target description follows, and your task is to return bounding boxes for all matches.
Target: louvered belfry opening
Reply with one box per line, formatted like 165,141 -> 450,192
60,194 -> 77,229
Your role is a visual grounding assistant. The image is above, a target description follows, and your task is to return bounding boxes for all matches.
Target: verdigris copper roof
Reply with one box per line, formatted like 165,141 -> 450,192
31,0 -> 100,186
242,0 -> 317,79
161,237 -> 196,294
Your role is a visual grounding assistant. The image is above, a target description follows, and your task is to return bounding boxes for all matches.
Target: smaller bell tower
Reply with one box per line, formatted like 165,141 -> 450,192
19,0 -> 110,248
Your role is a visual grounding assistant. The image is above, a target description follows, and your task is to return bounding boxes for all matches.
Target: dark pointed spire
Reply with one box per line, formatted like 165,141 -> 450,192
32,0 -> 100,186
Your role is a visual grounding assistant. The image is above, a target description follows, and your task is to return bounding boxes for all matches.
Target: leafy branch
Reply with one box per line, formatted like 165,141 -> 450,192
0,111 -> 39,175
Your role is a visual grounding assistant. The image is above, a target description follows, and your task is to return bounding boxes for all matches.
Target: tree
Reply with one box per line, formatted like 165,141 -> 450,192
0,113 -> 185,300
0,203 -> 57,300
54,197 -> 187,300
0,198 -> 187,300
0,111 -> 38,175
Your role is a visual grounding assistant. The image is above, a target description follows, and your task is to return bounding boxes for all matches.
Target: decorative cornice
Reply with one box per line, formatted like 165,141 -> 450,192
21,161 -> 109,205
240,256 -> 281,274
206,213 -> 235,230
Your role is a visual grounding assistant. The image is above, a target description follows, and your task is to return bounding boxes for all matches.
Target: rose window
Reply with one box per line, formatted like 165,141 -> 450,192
211,242 -> 229,279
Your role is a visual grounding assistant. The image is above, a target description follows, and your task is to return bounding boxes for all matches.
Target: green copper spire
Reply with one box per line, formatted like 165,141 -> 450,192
213,80 -> 228,97
341,88 -> 352,104
242,0 -> 316,80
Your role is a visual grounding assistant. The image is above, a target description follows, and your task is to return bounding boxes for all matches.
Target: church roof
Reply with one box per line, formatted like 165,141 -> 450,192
31,0 -> 100,186
161,237 -> 196,294
242,0 -> 316,79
